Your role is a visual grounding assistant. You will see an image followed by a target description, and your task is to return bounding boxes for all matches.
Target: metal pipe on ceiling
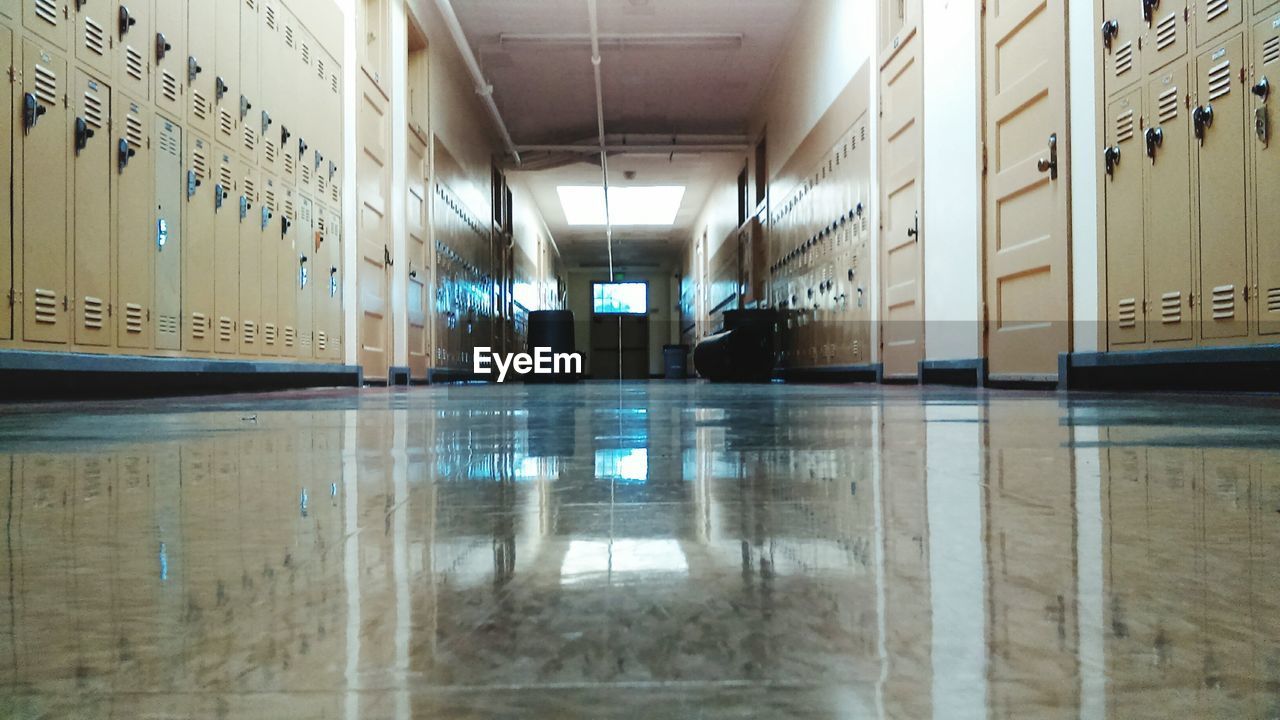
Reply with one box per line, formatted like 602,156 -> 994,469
587,0 -> 614,278
432,0 -> 522,165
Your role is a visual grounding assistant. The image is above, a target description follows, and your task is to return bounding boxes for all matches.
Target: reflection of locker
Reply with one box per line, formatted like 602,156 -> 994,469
1143,0 -> 1188,74
21,40 -> 70,345
74,0 -> 113,77
1195,36 -> 1249,339
260,175 -> 279,353
239,0 -> 260,164
114,0 -> 150,101
214,149 -> 239,353
1101,0 -> 1143,93
23,0 -> 69,50
155,117 -> 183,351
14,456 -> 76,680
278,186 -> 298,354
1145,64 -> 1195,343
1195,0 -> 1242,49
0,27 -> 12,342
152,0 -> 185,119
1255,14 -> 1280,336
239,166 -> 261,354
296,195 -> 315,358
115,94 -> 152,350
73,71 -> 113,348
186,0 -> 216,138
214,0 -> 240,148
184,134 -> 215,353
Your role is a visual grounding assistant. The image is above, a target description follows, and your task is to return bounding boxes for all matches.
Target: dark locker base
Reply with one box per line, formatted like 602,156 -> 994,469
0,350 -> 363,400
1060,344 -> 1280,392
919,358 -> 987,387
778,363 -> 884,384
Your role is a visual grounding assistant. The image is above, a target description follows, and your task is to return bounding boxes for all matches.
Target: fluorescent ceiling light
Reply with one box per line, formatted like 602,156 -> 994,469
557,186 -> 686,226
500,33 -> 744,50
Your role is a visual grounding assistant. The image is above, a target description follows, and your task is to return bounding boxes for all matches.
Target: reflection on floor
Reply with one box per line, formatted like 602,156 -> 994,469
0,383 -> 1278,718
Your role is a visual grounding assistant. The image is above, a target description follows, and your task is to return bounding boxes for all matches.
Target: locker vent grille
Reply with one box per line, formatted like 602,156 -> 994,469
285,26 -> 295,49
243,177 -> 256,199
1265,37 -> 1280,66
125,304 -> 145,334
265,187 -> 277,213
1157,87 -> 1180,123
1211,285 -> 1236,319
266,6 -> 277,30
162,71 -> 179,103
1208,60 -> 1233,101
34,0 -> 58,26
284,197 -> 295,221
1115,43 -> 1134,76
1267,288 -> 1280,313
264,323 -> 277,345
219,317 -> 235,343
243,124 -> 257,153
317,332 -> 327,352
284,326 -> 296,347
83,297 -> 104,329
126,47 -> 145,82
125,114 -> 144,149
1155,14 -> 1178,51
284,153 -> 296,176
1117,298 -> 1137,328
264,139 -> 277,163
192,146 -> 209,180
219,163 -> 233,190
34,289 -> 58,324
301,162 -> 312,185
1116,110 -> 1136,142
192,312 -> 208,339
316,216 -> 326,235
84,17 -> 107,56
193,91 -> 209,120
158,314 -> 179,336
317,59 -> 325,79
83,91 -> 105,129
302,43 -> 311,66
1205,0 -> 1229,21
330,184 -> 340,204
34,64 -> 59,106
219,108 -> 235,137
331,75 -> 339,94
317,174 -> 327,195
301,333 -> 312,349
243,320 -> 256,344
158,127 -> 181,157
1160,292 -> 1183,324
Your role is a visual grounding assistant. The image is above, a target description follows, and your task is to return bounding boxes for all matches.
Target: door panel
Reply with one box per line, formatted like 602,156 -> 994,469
214,148 -> 239,354
1145,64 -> 1195,343
186,0 -> 216,139
407,135 -> 428,377
1195,0 -> 1243,49
1145,1 -> 1189,74
983,0 -> 1071,379
115,94 -> 152,350
75,0 -> 112,77
239,166 -> 261,354
1104,88 -> 1145,347
259,174 -> 279,354
184,134 -> 215,353
1101,0 -> 1143,92
358,78 -> 390,380
278,185 -> 298,355
1256,14 -> 1280,335
155,117 -> 183,351
22,41 -> 70,344
73,71 -> 112,347
0,28 -> 11,341
23,0 -> 68,50
214,0 -> 240,148
296,194 -> 315,358
114,0 -> 150,101
153,0 -> 185,119
1195,36 -> 1249,339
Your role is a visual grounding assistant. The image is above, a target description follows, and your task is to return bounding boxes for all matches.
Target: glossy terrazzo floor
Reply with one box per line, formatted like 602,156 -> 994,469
1,381 -> 1278,719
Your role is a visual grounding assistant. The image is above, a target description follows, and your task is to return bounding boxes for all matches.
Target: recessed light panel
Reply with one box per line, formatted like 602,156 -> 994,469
557,186 -> 686,226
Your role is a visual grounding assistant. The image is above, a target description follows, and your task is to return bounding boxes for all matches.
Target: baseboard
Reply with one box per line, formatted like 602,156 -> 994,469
1061,344 -> 1280,391
779,363 -> 884,384
919,358 -> 987,387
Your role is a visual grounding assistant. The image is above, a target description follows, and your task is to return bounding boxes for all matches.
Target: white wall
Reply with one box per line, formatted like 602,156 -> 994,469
1070,0 -> 1101,353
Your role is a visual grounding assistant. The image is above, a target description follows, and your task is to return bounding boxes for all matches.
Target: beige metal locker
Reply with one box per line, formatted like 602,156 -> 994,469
1101,0 -> 1144,93
239,0 -> 260,165
0,27 -> 11,342
320,208 -> 342,361
258,0 -> 281,175
277,185 -> 298,354
1196,0 -> 1243,49
407,135 -> 428,376
239,166 -> 260,354
74,0 -> 112,77
1145,64 -> 1195,343
296,194 -> 314,358
357,76 -> 390,379
259,175 -> 279,353
72,71 -> 112,347
152,0 -> 184,119
21,40 -> 70,345
184,133 -> 215,353
1255,14 -> 1280,335
114,0 -> 150,101
1104,88 -> 1146,347
1144,0 -> 1189,74
186,0 -> 216,139
154,116 -> 183,351
214,0 -> 240,148
1,0 -> 14,20
23,0 -> 68,51
1195,35 -> 1250,339
213,148 -> 238,353
115,93 -> 152,350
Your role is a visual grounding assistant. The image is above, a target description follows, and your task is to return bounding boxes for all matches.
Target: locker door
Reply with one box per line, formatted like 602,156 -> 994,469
0,27 -> 10,342
1195,36 -> 1250,340
259,175 -> 278,354
186,0 -> 216,139
323,209 -> 342,361
1101,0 -> 1143,93
154,117 -> 183,351
239,166 -> 260,354
214,0 -> 240,148
114,0 -> 150,101
407,135 -> 428,377
1145,64 -> 1195,343
72,71 -> 112,348
1255,13 -> 1280,336
258,0 -> 281,175
358,0 -> 387,89
239,0 -> 260,166
1144,1 -> 1188,74
184,134 -> 215,353
23,0 -> 68,50
214,149 -> 238,353
278,186 -> 297,355
74,0 -> 112,77
21,41 -> 70,345
1104,88 -> 1146,347
115,94 -> 152,350
152,0 -> 185,119
1195,0 -> 1242,49
296,194 -> 314,358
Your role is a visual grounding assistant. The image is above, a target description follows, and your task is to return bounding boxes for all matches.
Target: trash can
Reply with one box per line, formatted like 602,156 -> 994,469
663,344 -> 690,380
526,310 -> 579,384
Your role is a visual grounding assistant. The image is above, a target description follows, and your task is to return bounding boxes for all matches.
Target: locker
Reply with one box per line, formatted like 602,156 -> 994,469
259,0 -> 283,176
214,0 -> 241,148
154,116 -> 183,351
1195,36 -> 1250,339
152,0 -> 185,119
0,0 -> 13,20
23,0 -> 69,50
296,195 -> 315,358
1144,1 -> 1189,74
214,148 -> 238,353
74,0 -> 113,77
1101,0 -> 1144,94
321,208 -> 342,360
260,174 -> 279,353
0,27 -> 11,342
186,0 -> 216,139
1196,0 -> 1243,49
13,455 -> 76,680
239,0 -> 260,164
239,166 -> 260,354
115,93 -> 152,350
72,71 -> 112,347
1145,64 -> 1195,343
21,40 -> 70,345
114,0 -> 150,101
184,134 -> 215,353
1255,13 -> 1280,336
278,185 -> 298,354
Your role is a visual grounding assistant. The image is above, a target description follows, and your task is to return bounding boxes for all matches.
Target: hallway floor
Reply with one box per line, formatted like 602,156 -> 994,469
1,382 -> 1278,718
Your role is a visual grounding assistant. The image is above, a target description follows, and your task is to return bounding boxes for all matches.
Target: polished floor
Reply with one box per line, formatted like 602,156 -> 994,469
0,382 -> 1277,718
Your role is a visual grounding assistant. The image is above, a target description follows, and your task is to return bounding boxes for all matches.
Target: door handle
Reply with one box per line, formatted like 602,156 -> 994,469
1101,19 -> 1119,51
384,245 -> 394,267
1145,127 -> 1163,162
188,56 -> 203,83
117,139 -> 136,173
906,212 -> 919,241
240,95 -> 252,120
156,33 -> 172,62
1193,105 -> 1214,144
1253,77 -> 1271,101
282,126 -> 292,147
74,117 -> 95,154
262,110 -> 272,135
1037,133 -> 1059,179
1104,145 -> 1121,176
281,216 -> 293,237
216,76 -> 228,101
1142,0 -> 1159,23
22,93 -> 46,134
118,5 -> 137,40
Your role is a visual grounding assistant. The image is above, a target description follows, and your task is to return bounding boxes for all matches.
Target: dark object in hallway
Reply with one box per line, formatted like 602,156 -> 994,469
663,344 -> 690,379
694,309 -> 777,382
526,310 -> 579,383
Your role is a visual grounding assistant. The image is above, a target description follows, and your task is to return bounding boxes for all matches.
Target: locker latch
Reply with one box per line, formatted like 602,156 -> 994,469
240,95 -> 252,121
299,255 -> 309,290
1101,20 -> 1119,51
74,117 -> 95,154
261,206 -> 273,231
214,183 -> 227,211
1037,133 -> 1059,179
1257,107 -> 1271,147
216,76 -> 228,101
329,161 -> 338,181
1142,0 -> 1159,24
22,93 -> 46,134
1145,127 -> 1163,162
1254,77 -> 1271,102
330,268 -> 339,298
282,216 -> 292,238
315,150 -> 324,171
117,139 -> 136,173
118,6 -> 137,40
239,194 -> 250,221
298,138 -> 308,159
1104,145 -> 1121,176
188,56 -> 203,84
281,126 -> 291,147
187,170 -> 201,199
262,110 -> 272,136
156,33 -> 172,63
1193,105 -> 1214,144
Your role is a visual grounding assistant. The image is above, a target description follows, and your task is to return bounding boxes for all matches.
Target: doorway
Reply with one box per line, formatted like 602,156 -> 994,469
590,281 -> 650,379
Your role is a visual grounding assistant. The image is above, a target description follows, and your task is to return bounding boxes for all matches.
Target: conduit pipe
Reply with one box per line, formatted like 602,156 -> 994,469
587,0 -> 615,278
433,0 -> 522,165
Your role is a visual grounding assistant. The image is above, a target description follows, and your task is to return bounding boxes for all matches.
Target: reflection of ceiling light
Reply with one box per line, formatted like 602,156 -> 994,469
558,186 -> 685,226
595,448 -> 648,481
561,540 -> 689,584
499,33 -> 743,50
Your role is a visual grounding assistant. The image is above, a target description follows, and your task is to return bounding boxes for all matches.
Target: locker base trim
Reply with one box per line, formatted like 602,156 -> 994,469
777,363 -> 884,385
1060,344 -> 1280,391
919,358 -> 988,387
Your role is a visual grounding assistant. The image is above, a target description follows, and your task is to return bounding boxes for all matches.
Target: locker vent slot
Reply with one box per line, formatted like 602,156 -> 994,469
317,58 -> 325,80
284,153 -> 295,176
219,163 -> 234,190
264,139 -> 277,163
301,162 -> 312,185
1115,43 -> 1134,76
158,314 -> 179,336
83,297 -> 105,329
243,320 -> 256,344
125,304 -> 145,334
243,177 -> 256,199
1208,60 -> 1232,101
192,91 -> 209,120
301,333 -> 312,349
125,114 -> 144,150
243,125 -> 257,153
83,91 -> 105,129
1265,37 -> 1280,66
126,48 -> 145,82
1155,14 -> 1178,51
245,0 -> 256,8
330,184 -> 340,204
158,128 -> 181,157
264,323 -> 277,345
84,17 -> 107,56
284,198 -> 295,221
192,312 -> 208,339
266,6 -> 277,30
331,75 -> 339,94
35,0 -> 58,26
162,72 -> 179,103
1157,87 -> 1180,123
1117,298 -> 1138,329
1116,109 -> 1136,142
285,26 -> 295,49
34,64 -> 59,106
302,43 -> 311,66
1211,285 -> 1236,319
219,317 -> 235,343
317,174 -> 327,195
284,326 -> 296,347
1204,0 -> 1229,22
317,332 -> 327,352
1160,292 -> 1183,324
219,108 -> 235,137
265,187 -> 277,213
1267,288 -> 1280,313
192,147 -> 209,180
34,289 -> 59,325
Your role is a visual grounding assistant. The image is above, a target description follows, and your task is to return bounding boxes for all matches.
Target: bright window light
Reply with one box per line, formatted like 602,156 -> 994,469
557,186 -> 686,226
594,448 -> 649,482
593,282 -> 648,315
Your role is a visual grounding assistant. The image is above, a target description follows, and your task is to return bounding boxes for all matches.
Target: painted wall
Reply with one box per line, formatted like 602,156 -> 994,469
567,267 -> 680,377
1069,0 -> 1101,353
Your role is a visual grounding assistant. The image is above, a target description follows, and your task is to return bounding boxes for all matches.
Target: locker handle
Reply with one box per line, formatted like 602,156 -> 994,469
281,216 -> 292,237
118,139 -> 136,173
1145,127 -> 1163,161
262,110 -> 272,135
1253,77 -> 1271,101
1036,133 -> 1059,180
1142,0 -> 1159,24
1103,145 -> 1121,176
74,117 -> 95,154
282,126 -> 291,147
216,77 -> 228,101
189,56 -> 203,83
1193,105 -> 1214,144
157,33 -> 172,62
119,6 -> 137,40
1100,20 -> 1119,51
22,94 -> 46,134
240,95 -> 252,120
298,138 -> 308,158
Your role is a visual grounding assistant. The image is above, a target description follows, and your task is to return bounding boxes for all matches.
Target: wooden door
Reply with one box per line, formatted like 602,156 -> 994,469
357,77 -> 390,380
